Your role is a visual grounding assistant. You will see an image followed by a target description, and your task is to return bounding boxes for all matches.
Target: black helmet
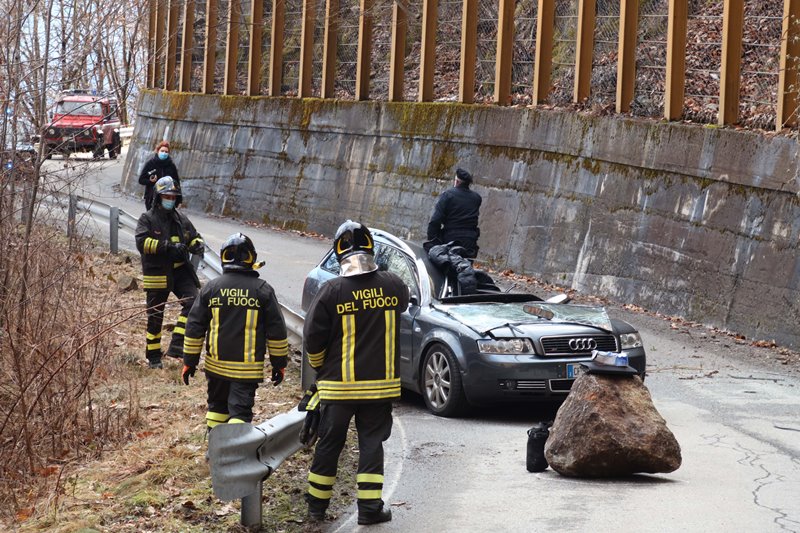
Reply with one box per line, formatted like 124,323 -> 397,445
154,176 -> 178,196
221,233 -> 257,272
334,220 -> 374,262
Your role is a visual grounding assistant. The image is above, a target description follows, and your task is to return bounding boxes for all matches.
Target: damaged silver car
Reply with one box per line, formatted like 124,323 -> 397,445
301,229 -> 646,417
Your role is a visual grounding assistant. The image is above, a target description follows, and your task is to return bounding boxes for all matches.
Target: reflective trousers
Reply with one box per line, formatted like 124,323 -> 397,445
307,401 -> 393,515
205,376 -> 259,428
144,270 -> 197,363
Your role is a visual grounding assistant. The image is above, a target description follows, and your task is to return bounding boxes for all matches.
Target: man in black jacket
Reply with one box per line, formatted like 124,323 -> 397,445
138,140 -> 180,210
302,221 -> 409,525
135,176 -> 204,369
426,167 -> 482,258
181,233 -> 288,428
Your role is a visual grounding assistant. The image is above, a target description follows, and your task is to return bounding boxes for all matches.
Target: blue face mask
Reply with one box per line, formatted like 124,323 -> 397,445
158,152 -> 169,161
161,198 -> 176,210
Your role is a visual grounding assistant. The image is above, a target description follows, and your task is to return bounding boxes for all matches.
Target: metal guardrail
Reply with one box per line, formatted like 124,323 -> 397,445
54,192 -> 308,528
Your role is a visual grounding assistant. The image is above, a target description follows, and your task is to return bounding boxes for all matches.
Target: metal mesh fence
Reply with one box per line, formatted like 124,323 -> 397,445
190,0 -> 207,93
632,0 -> 668,118
474,0 -> 497,103
213,0 -> 229,94
402,0 -> 423,101
369,0 -> 395,99
260,0 -> 274,95
511,0 -> 537,106
310,0 -> 326,97
335,0 -> 360,98
549,0 -> 578,106
281,0 -> 304,95
738,2 -> 782,130
434,0 -> 462,100
584,0 -> 619,110
684,0 -> 722,124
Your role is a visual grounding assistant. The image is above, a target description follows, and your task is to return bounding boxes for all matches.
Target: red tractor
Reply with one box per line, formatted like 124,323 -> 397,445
43,90 -> 124,159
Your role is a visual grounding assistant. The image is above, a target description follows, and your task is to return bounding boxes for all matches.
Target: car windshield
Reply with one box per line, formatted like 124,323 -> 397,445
440,302 -> 613,331
321,242 -> 421,300
55,100 -> 102,117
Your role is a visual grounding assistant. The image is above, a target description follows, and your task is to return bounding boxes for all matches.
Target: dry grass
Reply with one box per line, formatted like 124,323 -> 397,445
4,245 -> 358,532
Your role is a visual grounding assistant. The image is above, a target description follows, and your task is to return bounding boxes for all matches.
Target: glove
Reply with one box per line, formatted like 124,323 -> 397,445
271,367 -> 285,386
298,385 -> 319,445
168,242 -> 188,261
299,410 -> 320,446
182,364 -> 196,385
189,243 -> 205,257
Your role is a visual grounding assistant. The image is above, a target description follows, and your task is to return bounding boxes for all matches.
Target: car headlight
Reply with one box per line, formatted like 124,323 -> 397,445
477,338 -> 535,354
48,128 -> 55,135
620,332 -> 643,349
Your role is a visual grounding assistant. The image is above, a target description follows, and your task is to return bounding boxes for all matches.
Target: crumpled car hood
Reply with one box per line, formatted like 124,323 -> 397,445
439,302 -> 613,333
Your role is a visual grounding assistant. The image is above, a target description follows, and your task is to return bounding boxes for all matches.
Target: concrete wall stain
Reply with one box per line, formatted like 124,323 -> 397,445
122,90 -> 800,349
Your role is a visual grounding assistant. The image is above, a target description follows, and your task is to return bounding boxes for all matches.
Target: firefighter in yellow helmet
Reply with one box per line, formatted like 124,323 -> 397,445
134,176 -> 204,369
181,233 -> 288,428
301,220 -> 409,525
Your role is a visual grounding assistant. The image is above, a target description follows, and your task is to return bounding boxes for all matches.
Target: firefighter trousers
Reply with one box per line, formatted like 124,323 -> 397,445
144,272 -> 197,363
205,376 -> 259,428
306,401 -> 393,515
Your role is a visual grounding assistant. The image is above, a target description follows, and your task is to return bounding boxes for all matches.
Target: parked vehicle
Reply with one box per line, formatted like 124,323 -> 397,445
301,229 -> 647,417
42,89 -> 123,160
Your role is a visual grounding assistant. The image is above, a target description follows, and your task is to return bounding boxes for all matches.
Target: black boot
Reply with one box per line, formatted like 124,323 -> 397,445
357,506 -> 392,525
305,493 -> 328,522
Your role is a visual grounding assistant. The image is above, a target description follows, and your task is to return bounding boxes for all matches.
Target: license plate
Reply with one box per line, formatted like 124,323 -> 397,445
566,363 -> 584,379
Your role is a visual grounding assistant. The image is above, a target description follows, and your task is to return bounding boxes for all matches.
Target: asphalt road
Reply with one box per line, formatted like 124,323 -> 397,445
52,149 -> 800,533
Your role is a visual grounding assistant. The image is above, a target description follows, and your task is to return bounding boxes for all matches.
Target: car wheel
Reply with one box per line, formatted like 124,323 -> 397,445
421,343 -> 467,417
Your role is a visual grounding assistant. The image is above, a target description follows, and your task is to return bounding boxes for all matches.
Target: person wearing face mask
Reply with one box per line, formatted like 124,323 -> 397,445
135,176 -> 204,369
138,140 -> 181,210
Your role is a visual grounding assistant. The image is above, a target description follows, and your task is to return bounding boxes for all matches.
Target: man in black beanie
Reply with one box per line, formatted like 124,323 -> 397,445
426,167 -> 482,258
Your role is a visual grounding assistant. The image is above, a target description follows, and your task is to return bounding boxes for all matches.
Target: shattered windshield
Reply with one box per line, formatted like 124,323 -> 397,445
440,302 -> 613,332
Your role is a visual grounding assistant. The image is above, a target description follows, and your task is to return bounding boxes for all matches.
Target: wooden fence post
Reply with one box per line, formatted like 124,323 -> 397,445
616,0 -> 638,112
665,0 -> 687,120
777,0 -> 800,129
299,0 -> 316,97
419,0 -> 438,102
533,0 -> 555,104
459,0 -> 477,103
322,0 -> 339,98
165,0 -> 179,90
356,0 -> 374,100
270,0 -> 286,95
719,0 -> 744,125
574,0 -> 596,103
495,0 -> 514,105
248,0 -> 265,96
389,0 -> 408,101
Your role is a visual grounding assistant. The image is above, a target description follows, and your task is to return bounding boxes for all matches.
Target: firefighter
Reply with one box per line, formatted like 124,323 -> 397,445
181,233 -> 288,429
135,176 -> 204,369
301,220 -> 409,525
138,140 -> 181,210
425,167 -> 482,258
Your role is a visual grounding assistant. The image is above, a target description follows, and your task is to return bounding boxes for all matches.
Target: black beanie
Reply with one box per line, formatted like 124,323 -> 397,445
455,168 -> 472,183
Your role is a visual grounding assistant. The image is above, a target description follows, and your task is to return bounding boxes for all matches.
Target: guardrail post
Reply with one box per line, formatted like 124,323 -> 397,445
67,194 -> 77,239
241,481 -> 263,528
109,206 -> 120,254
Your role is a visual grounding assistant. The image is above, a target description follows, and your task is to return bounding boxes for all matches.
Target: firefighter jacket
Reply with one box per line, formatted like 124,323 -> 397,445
426,183 -> 482,244
183,270 -> 289,382
135,205 -> 203,291
303,269 -> 409,402
138,154 -> 180,207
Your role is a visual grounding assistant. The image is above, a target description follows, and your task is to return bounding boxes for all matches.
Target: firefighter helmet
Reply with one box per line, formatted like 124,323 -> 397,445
334,220 -> 374,262
154,176 -> 178,196
221,233 -> 257,272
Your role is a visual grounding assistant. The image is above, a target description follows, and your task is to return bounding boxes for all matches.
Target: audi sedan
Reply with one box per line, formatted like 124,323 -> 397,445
300,230 -> 646,417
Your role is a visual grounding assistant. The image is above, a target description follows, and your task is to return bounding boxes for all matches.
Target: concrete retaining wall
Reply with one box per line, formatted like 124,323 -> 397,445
123,90 -> 800,348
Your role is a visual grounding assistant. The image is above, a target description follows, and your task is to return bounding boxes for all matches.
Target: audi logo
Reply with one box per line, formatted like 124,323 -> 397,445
568,338 -> 597,351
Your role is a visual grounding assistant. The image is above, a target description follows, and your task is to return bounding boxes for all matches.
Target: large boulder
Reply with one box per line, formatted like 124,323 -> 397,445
544,373 -> 681,477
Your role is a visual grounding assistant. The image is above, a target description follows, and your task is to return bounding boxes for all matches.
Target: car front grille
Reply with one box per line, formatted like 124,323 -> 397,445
540,334 -> 618,356
515,380 -> 547,391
